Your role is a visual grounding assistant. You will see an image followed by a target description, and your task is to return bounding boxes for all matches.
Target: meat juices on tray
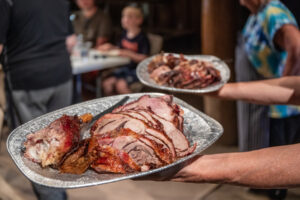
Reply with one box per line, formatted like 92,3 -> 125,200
148,53 -> 221,89
23,95 -> 196,174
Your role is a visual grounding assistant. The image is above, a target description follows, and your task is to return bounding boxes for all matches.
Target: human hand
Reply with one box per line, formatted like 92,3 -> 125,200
195,84 -> 229,99
97,43 -> 115,51
170,155 -> 206,182
118,49 -> 130,57
132,155 -> 203,182
66,34 -> 77,53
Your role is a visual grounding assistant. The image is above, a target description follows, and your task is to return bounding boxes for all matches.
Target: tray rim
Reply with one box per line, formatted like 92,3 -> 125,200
137,53 -> 231,94
6,93 -> 223,188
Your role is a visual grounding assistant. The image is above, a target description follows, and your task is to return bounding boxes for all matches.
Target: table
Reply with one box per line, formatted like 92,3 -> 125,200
72,56 -> 130,75
71,55 -> 130,100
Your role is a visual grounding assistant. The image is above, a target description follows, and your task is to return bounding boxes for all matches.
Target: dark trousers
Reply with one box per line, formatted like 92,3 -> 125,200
270,114 -> 300,147
267,114 -> 300,200
12,80 -> 72,200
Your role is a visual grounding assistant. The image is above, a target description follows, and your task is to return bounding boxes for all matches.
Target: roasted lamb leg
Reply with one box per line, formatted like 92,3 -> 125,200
24,114 -> 92,168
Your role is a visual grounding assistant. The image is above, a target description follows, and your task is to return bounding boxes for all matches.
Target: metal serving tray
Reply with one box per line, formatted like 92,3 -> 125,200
137,54 -> 231,93
7,93 -> 223,188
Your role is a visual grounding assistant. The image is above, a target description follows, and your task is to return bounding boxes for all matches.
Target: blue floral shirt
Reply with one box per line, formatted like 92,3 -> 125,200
242,0 -> 300,118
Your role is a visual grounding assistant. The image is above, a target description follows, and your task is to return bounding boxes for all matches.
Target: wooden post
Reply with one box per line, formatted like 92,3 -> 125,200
201,0 -> 238,145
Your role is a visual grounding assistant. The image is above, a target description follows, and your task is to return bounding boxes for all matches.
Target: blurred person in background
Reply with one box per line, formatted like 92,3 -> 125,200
99,4 -> 150,95
73,0 -> 113,48
72,0 -> 113,96
0,0 -> 75,199
235,0 -> 300,199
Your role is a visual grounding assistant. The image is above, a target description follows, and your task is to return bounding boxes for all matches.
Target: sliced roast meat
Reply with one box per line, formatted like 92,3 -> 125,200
92,113 -> 176,163
148,54 -> 165,73
115,99 -> 187,156
90,116 -> 121,137
135,110 -> 163,131
119,110 -> 162,131
147,111 -> 191,157
159,95 -> 173,103
91,145 -> 140,173
25,94 -> 196,175
148,54 -> 221,89
150,65 -> 171,82
93,117 -> 128,137
113,95 -> 182,130
119,111 -> 152,127
88,135 -> 141,173
90,133 -> 163,172
113,135 -> 163,170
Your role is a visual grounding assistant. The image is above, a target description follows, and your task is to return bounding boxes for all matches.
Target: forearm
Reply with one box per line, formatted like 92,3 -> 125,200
120,49 -> 147,63
212,77 -> 300,105
0,44 -> 3,54
173,144 -> 300,188
95,37 -> 109,48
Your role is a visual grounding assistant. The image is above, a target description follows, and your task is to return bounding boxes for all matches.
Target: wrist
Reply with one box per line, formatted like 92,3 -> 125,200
195,154 -> 233,183
119,49 -> 129,57
217,83 -> 240,100
203,153 -> 245,185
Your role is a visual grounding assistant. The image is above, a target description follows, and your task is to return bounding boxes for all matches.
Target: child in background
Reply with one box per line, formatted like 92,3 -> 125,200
99,4 -> 150,95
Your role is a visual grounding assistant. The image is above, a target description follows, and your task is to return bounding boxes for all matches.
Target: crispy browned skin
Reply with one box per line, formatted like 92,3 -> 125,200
59,139 -> 93,174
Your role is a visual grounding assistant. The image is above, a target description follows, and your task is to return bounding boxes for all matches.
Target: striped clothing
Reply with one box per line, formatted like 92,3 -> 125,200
235,34 -> 270,151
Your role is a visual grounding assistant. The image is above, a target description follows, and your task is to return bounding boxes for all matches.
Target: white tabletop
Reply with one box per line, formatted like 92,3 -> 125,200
72,56 -> 130,75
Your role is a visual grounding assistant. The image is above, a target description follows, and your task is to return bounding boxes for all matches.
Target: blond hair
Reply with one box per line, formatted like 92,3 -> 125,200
122,6 -> 143,18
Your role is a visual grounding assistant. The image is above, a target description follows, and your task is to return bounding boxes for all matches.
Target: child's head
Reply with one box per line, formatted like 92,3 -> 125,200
121,5 -> 144,30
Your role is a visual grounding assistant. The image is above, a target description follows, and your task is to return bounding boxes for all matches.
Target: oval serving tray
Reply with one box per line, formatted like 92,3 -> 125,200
7,93 -> 223,188
137,53 -> 231,94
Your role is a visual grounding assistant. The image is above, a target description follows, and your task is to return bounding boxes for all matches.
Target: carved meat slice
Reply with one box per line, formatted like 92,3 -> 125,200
113,95 -> 183,130
150,65 -> 171,82
92,113 -> 176,164
89,129 -> 164,173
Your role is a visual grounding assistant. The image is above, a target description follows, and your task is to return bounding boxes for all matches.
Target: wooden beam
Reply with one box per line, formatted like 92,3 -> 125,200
201,0 -> 238,145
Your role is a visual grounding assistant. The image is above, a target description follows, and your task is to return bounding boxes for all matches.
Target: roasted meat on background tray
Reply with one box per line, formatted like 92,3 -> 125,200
24,114 -> 92,168
24,95 -> 196,174
148,53 -> 221,89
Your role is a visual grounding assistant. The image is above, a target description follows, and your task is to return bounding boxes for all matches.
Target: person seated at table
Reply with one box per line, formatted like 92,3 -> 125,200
99,4 -> 150,95
73,0 -> 113,48
73,0 -> 113,96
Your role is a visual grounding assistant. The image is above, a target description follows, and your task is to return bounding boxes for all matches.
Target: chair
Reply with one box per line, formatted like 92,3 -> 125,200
130,33 -> 163,93
147,33 -> 163,55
